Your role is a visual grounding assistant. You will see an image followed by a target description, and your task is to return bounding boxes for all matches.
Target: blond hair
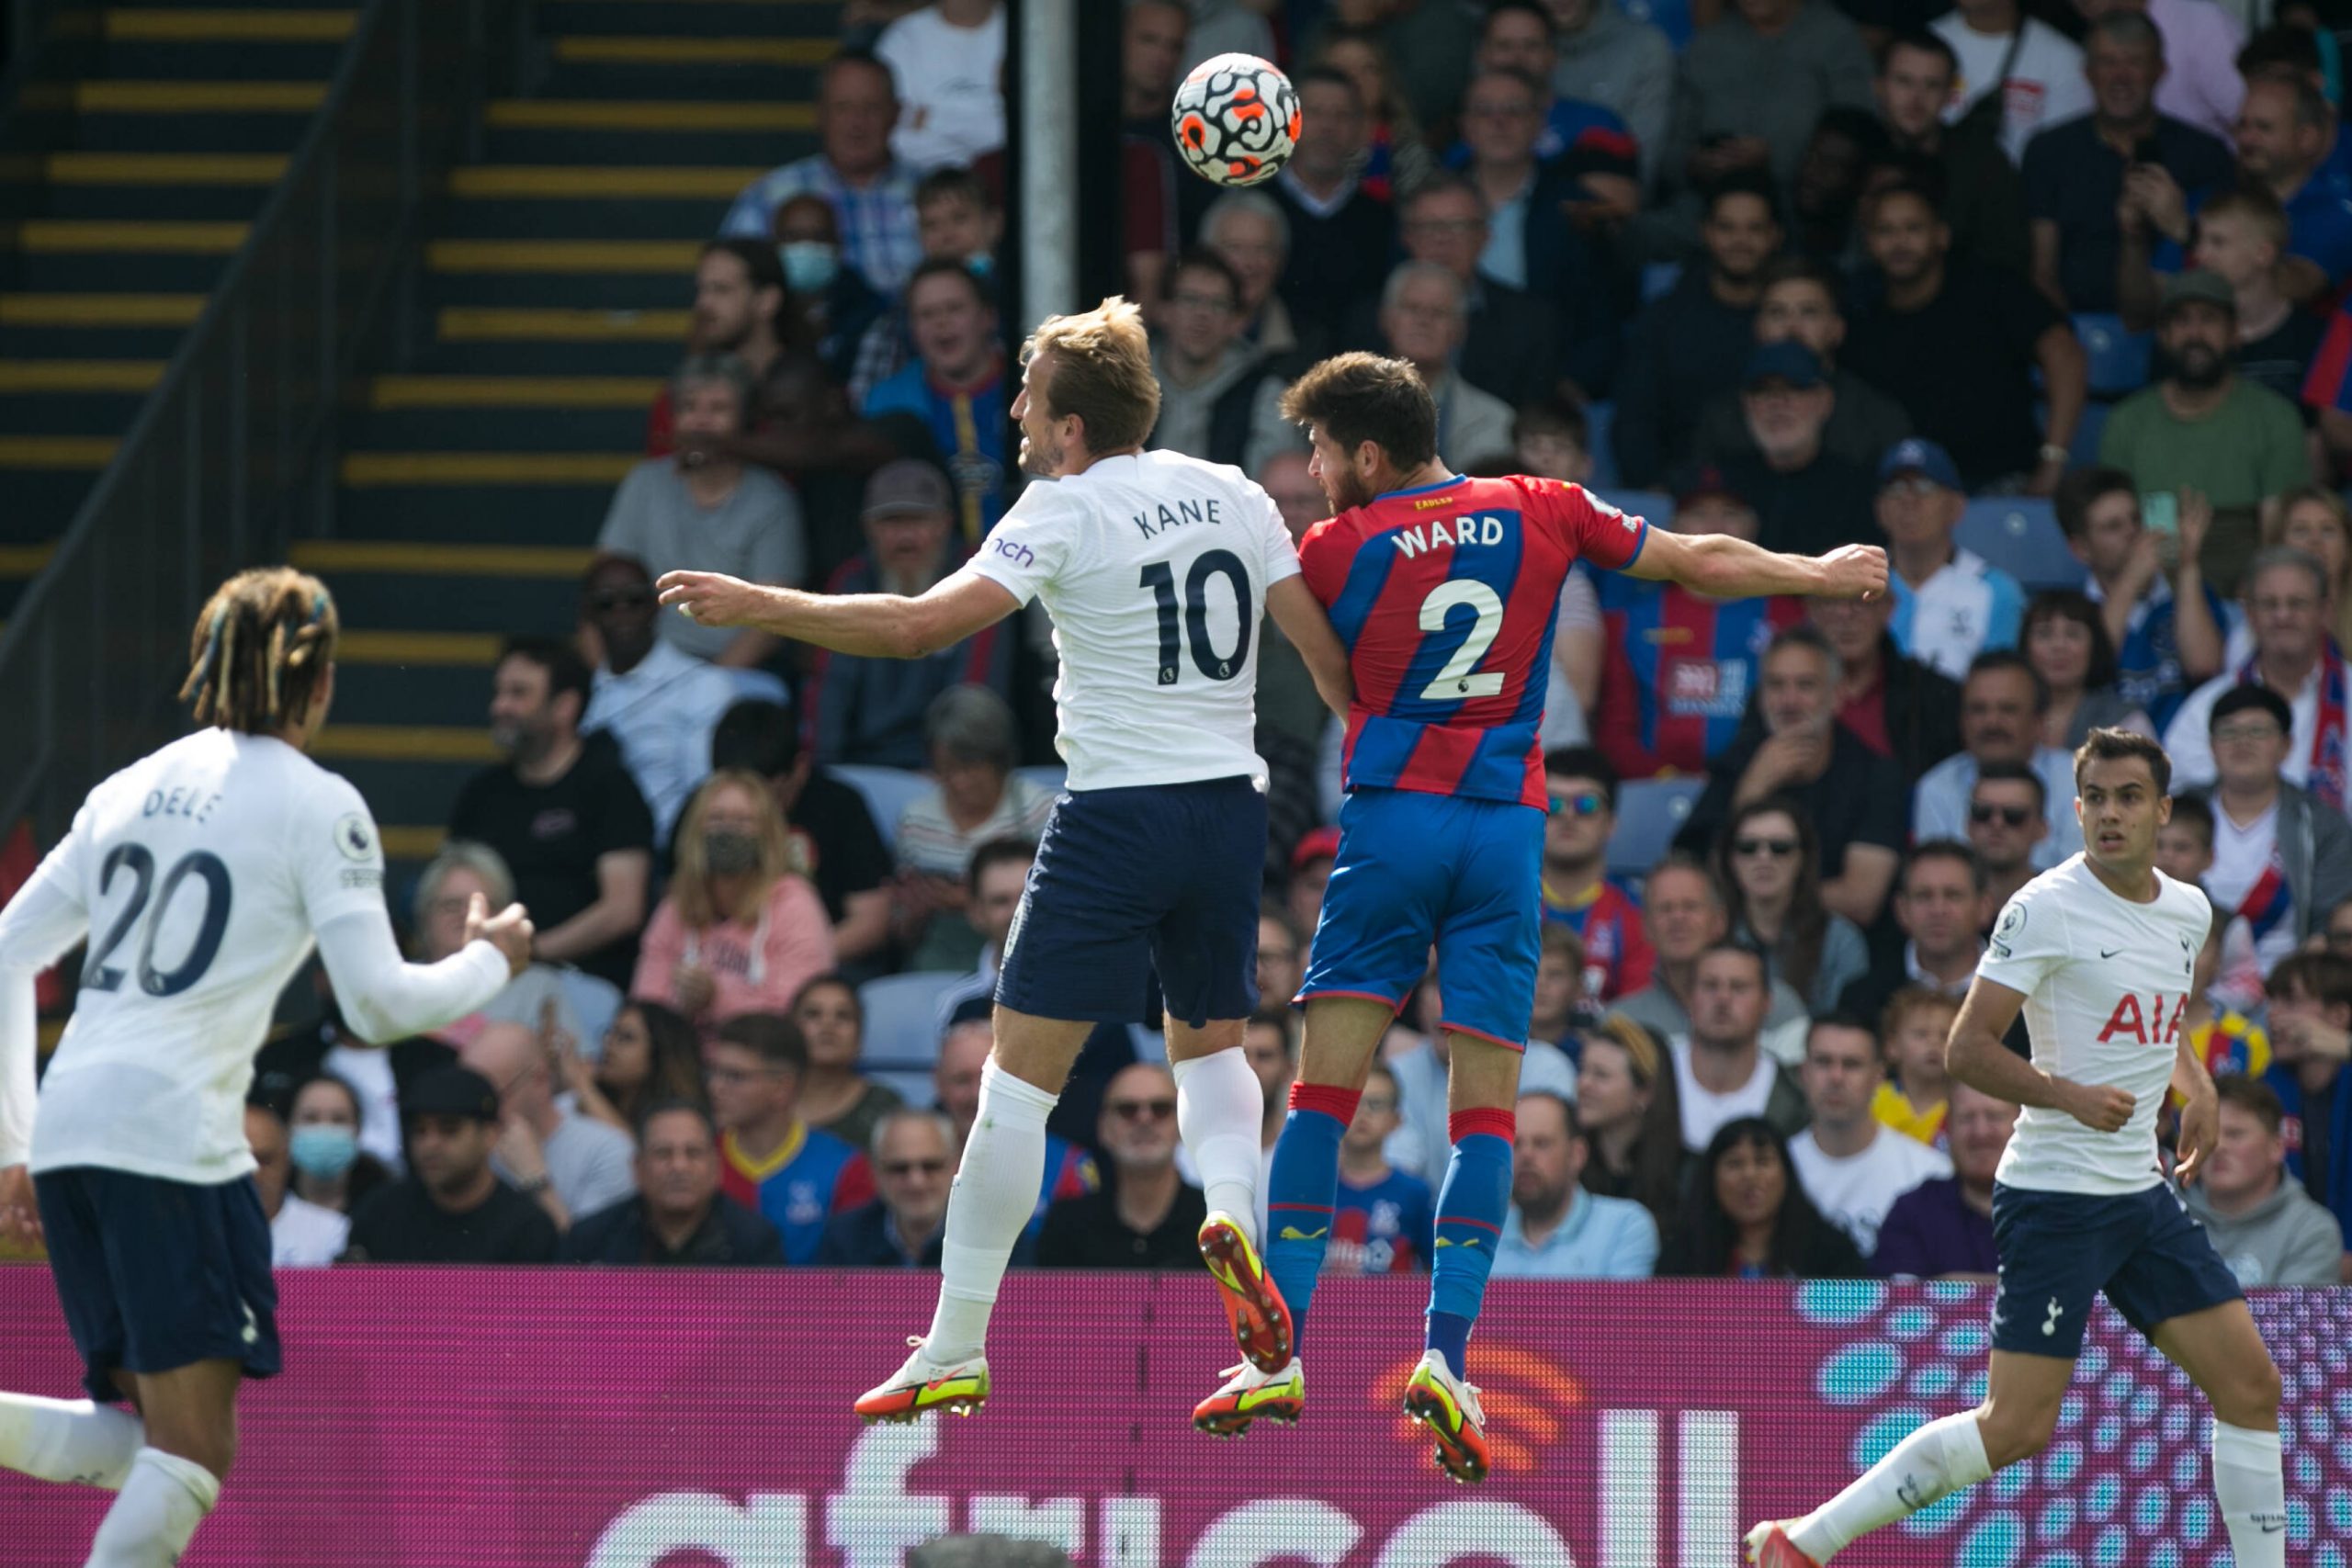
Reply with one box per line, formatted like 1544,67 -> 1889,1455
179,567 -> 339,734
671,769 -> 794,929
1021,295 -> 1160,455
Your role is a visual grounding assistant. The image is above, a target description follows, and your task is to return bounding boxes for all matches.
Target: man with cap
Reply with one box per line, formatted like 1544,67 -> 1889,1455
1877,438 -> 2027,682
578,552 -> 742,846
1690,255 -> 1912,475
341,1067 -> 560,1264
800,457 -> 1015,770
1711,341 -> 1879,563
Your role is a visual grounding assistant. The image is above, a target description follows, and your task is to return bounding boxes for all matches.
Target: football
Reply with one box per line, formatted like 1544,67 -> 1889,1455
1170,52 -> 1300,188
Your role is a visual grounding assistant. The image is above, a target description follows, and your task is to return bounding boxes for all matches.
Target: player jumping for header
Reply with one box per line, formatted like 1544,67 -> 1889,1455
1748,728 -> 2285,1568
1201,352 -> 1886,1481
657,297 -> 1354,1425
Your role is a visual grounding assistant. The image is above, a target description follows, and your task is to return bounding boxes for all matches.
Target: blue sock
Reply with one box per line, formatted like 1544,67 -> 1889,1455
1426,1113 -> 1513,1380
1262,1083 -> 1357,1352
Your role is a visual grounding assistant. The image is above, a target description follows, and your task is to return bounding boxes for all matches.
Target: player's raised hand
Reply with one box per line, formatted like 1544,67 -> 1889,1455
2062,1080 -> 2137,1134
1814,544 -> 1888,603
2173,1090 -> 2220,1187
463,890 -> 536,979
0,1164 -> 40,1245
658,569 -> 764,628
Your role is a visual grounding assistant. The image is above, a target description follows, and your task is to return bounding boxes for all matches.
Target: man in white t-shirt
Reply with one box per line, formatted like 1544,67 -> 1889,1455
1672,944 -> 1807,1153
2197,683 -> 2352,978
1933,0 -> 2093,164
1752,728 -> 2284,1568
245,1103 -> 349,1268
1877,438 -> 2024,682
875,0 -> 1006,174
1789,1017 -> 1952,1256
2164,547 -> 2350,796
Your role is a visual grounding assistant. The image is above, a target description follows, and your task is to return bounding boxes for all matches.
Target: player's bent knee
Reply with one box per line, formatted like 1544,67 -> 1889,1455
2220,1353 -> 2285,1427
1975,1398 -> 2061,1469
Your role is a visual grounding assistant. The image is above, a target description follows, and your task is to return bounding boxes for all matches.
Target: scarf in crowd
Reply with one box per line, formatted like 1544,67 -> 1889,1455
2234,852 -> 2294,947
2236,643 -> 2349,811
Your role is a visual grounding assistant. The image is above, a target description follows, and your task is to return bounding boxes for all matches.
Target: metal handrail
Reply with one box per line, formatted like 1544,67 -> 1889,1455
0,0 -> 516,842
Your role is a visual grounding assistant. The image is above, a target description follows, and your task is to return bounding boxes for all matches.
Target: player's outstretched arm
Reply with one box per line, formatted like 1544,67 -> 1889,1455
1266,575 -> 1354,718
1624,530 -> 1889,602
314,895 -> 529,1046
1947,975 -> 2137,1132
657,570 -> 1019,661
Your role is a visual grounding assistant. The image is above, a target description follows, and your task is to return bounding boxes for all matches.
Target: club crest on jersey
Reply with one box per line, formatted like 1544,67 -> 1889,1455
333,813 -> 376,862
2098,991 -> 2186,1046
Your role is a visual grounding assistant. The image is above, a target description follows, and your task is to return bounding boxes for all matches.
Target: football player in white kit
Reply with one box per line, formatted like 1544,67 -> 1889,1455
1749,728 -> 2288,1568
0,568 -> 533,1568
658,296 -> 1354,1423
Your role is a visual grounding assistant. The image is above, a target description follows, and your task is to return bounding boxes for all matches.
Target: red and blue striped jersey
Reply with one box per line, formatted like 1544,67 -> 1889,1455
1298,474 -> 1648,807
1593,577 -> 1803,779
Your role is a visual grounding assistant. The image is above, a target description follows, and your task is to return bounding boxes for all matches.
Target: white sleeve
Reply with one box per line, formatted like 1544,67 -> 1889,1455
293,773 -> 398,931
0,818 -> 93,1167
959,485 -> 1074,607
314,907 -> 511,1046
1976,883 -> 2071,998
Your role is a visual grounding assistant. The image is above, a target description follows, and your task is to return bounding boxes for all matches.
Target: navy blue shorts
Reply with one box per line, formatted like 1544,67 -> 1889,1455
996,774 -> 1266,1029
35,1167 -> 282,1404
1989,1180 -> 2244,1359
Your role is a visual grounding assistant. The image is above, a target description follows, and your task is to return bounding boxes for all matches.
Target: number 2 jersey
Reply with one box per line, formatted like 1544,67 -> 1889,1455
1299,474 -> 1649,807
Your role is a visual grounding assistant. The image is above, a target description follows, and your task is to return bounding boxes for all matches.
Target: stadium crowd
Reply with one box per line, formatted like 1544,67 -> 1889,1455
78,0 -> 2352,1287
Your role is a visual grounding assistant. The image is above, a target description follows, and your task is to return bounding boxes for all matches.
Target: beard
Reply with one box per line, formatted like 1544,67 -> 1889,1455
1320,466 -> 1374,513
2172,344 -> 2227,390
1018,426 -> 1062,478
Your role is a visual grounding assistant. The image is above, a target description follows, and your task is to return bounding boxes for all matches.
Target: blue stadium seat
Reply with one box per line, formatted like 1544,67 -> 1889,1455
866,1069 -> 936,1109
1013,762 -> 1068,796
1595,488 -> 1674,530
1956,498 -> 2080,592
2074,312 -> 2152,398
1582,400 -> 1619,488
1608,777 -> 1705,876
829,764 -> 930,851
557,971 -> 622,1059
1639,261 -> 1683,303
858,970 -> 970,1064
2069,401 -> 2109,468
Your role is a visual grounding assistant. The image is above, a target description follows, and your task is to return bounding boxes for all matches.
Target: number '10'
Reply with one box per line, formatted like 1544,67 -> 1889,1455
1140,549 -> 1253,686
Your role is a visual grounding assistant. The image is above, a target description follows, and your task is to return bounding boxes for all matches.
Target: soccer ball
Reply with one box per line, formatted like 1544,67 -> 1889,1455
1170,53 -> 1300,188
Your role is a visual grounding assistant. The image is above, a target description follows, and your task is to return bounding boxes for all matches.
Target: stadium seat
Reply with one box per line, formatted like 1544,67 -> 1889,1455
1582,400 -> 1619,488
2074,312 -> 2152,398
557,970 -> 622,1059
866,1069 -> 937,1109
1956,498 -> 2079,592
2069,401 -> 2109,468
858,970 -> 970,1063
1598,489 -> 1675,529
1013,762 -> 1068,796
720,668 -> 791,706
828,764 -> 930,851
1639,261 -> 1683,303
1608,777 -> 1704,876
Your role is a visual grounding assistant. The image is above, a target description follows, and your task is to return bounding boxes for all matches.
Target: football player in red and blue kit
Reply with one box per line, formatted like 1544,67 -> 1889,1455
1191,352 -> 1887,1480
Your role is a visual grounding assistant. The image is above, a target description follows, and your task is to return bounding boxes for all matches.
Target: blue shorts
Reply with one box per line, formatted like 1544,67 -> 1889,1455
1297,787 -> 1544,1049
35,1167 -> 282,1404
995,774 -> 1266,1029
1989,1180 -> 2244,1359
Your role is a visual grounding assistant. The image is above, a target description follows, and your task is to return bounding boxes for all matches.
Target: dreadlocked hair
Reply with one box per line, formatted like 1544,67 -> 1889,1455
180,567 -> 340,734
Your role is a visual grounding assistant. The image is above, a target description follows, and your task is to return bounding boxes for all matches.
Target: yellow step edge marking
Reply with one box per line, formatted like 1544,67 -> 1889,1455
0,293 -> 201,326
337,629 -> 504,665
425,239 -> 699,274
313,725 -> 499,763
0,153 -> 289,186
552,35 -> 833,66
436,306 -> 690,341
290,541 -> 599,578
73,82 -> 326,113
105,8 -> 356,41
0,435 -> 115,468
6,220 -> 248,254
0,544 -> 58,576
449,165 -> 763,199
484,99 -> 814,131
379,825 -> 447,860
369,375 -> 662,410
0,361 -> 163,392
338,452 -> 635,486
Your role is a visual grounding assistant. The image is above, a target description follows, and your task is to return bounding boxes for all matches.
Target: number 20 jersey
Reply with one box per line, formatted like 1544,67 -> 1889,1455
1300,474 -> 1648,807
27,728 -> 395,1183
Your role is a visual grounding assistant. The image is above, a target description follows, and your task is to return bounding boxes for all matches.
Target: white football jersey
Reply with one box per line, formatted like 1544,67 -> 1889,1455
961,449 -> 1301,790
1977,855 -> 2214,1197
27,731 -> 404,1183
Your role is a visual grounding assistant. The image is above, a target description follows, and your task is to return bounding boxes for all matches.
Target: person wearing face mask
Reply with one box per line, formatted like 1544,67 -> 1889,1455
632,771 -> 836,1037
245,1101 -> 350,1268
280,1075 -> 391,1218
772,192 -> 888,399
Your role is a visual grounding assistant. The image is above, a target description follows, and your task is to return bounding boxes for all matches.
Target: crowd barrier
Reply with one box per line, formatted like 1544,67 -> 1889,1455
3,1269 -> 2347,1566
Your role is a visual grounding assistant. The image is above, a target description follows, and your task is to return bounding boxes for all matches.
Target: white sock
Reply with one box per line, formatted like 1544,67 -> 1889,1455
83,1447 -> 218,1568
926,1060 -> 1057,1361
1789,1410 -> 1992,1563
0,1392 -> 142,1489
1171,1047 -> 1265,1241
2211,1420 -> 2287,1568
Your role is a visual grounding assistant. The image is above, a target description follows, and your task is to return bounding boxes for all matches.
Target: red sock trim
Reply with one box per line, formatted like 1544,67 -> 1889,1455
1449,1107 -> 1516,1145
1288,1081 -> 1363,1122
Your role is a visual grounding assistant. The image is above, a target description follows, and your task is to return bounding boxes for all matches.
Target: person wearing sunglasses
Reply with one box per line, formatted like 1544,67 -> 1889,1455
1539,747 -> 1654,1006
818,1108 -> 958,1269
1714,797 -> 1870,1017
1035,1064 -> 1204,1270
578,554 -> 741,849
1964,761 -> 2051,915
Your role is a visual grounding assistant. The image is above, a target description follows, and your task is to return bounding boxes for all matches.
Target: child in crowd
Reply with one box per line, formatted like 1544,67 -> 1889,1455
1872,987 -> 1959,1149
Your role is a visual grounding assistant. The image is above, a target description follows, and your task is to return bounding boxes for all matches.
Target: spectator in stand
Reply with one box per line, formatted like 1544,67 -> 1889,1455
2056,466 -> 2227,729
1456,64 -> 1623,316
1254,451 -> 1333,753
648,241 -> 788,457
863,260 -> 1010,541
578,555 -> 739,846
2267,488 -> 2352,654
2263,953 -> 2352,1248
1575,1016 -> 1686,1226
1115,1 -> 1185,314
1717,798 -> 1872,1015
1312,24 -> 1439,203
1808,585 -> 1965,782
1872,985 -> 1961,1146
1493,1089 -> 1661,1278
1911,651 -> 2085,865
1202,189 -> 1300,365
1709,344 -> 1880,562
1933,0 -> 2091,164
1670,944 -> 1810,1147
1836,841 -> 1992,1022
1613,171 -> 1782,487
1037,1063 -> 1204,1269
343,1067 -> 561,1265
1592,477 -> 1805,780
1321,1061 -> 1435,1276
1375,262 -> 1516,467
1531,925 -> 1586,1050
1877,438 -> 2027,682
1384,970 -> 1581,1181
1681,626 -> 1909,931
793,975 -> 905,1154
1257,904 -> 1306,1022
2195,686 -> 2352,977
451,639 -> 652,990
1844,182 -> 2086,494
1243,1013 -> 1297,1164
2183,1075 -> 2347,1286
1467,2 -> 1643,196
915,165 -> 1002,276
2100,271 -> 2311,533
1785,106 -> 1893,265
2023,11 -> 2233,315
1180,0 -> 1272,64
1966,762 -> 2051,914
1539,748 -> 1655,1005
2179,188 -> 2323,412
817,1107 -> 957,1267
1788,1015 -> 1953,1255
1286,825 -> 1338,941
721,54 -> 921,298
1691,256 -> 1912,472
1657,1115 -> 1867,1278
706,1012 -> 856,1263
461,1021 -> 638,1232
562,1101 -> 785,1266
601,355 -> 805,670
1305,0 -> 1479,134
1269,68 -> 1397,361
2076,0 -> 2244,141
402,840 -> 585,1052
283,1075 -> 390,1220
1611,853 -> 1815,1051
804,460 -> 1014,771
564,998 -> 704,1140
2233,71 -> 2352,300
2024,589 -> 2154,749
2165,547 -> 2350,797
1666,0 -> 1875,196
1147,251 -> 1297,474
1871,29 -> 2030,274
634,771 -> 836,1035
1871,1079 -> 2013,1278
1353,175 -> 1566,409
772,193 -> 892,400
1544,0 -> 1674,190
933,837 -> 1035,1032
931,1019 -> 1098,1256
245,1101 -> 347,1267
896,686 -> 1053,971
874,0 -> 1004,175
